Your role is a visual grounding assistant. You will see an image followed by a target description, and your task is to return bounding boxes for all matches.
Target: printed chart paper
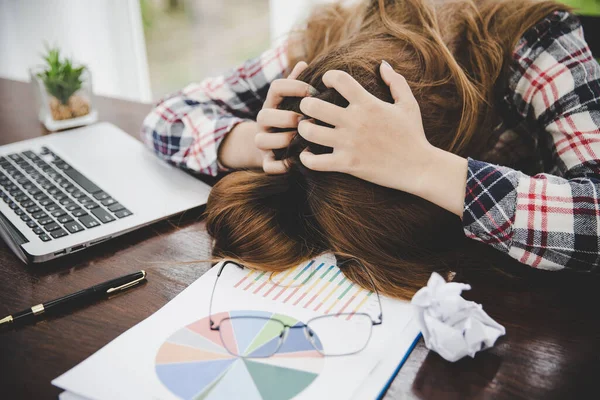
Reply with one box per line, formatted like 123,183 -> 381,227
53,254 -> 419,400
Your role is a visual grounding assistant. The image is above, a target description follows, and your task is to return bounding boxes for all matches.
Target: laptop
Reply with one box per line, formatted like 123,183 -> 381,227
0,122 -> 211,263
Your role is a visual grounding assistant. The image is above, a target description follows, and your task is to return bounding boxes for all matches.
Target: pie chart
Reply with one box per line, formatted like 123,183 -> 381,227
155,311 -> 325,400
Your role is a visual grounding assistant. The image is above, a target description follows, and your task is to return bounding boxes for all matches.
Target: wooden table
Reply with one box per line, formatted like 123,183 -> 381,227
1,77 -> 599,399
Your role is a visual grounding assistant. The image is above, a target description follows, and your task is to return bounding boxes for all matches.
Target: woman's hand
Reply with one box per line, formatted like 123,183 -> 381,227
297,61 -> 468,217
255,61 -> 318,174
218,61 -> 314,172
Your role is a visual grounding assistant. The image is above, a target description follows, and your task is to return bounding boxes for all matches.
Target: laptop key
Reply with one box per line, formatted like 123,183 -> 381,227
55,163 -> 71,171
48,187 -> 61,195
108,203 -> 125,212
78,196 -> 93,204
79,214 -> 100,228
71,190 -> 84,198
50,228 -> 68,239
15,208 -> 24,216
44,203 -> 60,211
33,212 -> 48,219
39,234 -> 52,242
57,215 -> 73,224
33,226 -> 44,235
114,209 -> 132,219
57,195 -> 70,203
20,214 -> 31,222
33,192 -> 47,200
66,204 -> 79,212
44,222 -> 60,232
72,209 -> 87,217
93,192 -> 110,200
27,220 -> 37,228
15,195 -> 30,203
64,221 -> 83,233
101,198 -> 117,206
26,205 -> 40,213
91,208 -> 115,223
39,217 -> 54,226
84,202 -> 99,210
9,202 -> 18,210
22,151 -> 36,159
63,167 -> 102,194
51,209 -> 66,218
39,198 -> 54,207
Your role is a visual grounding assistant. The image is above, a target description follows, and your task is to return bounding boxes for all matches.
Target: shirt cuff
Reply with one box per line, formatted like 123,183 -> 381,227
213,118 -> 253,175
462,158 -> 520,254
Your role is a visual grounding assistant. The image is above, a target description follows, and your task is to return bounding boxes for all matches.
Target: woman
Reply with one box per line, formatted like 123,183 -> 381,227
142,0 -> 600,299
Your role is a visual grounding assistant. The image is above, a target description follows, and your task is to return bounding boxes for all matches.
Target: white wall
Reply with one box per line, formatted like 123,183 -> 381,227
0,0 -> 151,102
269,0 -> 312,43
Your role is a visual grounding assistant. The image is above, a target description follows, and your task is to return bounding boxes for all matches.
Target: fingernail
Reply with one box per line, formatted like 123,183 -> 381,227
308,85 -> 320,97
381,60 -> 392,69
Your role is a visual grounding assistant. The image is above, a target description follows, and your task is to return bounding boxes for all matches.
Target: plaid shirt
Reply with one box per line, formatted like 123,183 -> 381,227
141,11 -> 600,272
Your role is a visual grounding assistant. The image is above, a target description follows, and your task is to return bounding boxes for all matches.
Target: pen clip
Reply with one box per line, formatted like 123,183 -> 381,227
106,271 -> 146,294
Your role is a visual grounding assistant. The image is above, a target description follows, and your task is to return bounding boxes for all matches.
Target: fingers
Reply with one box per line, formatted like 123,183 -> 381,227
255,131 -> 295,151
322,70 -> 372,104
380,60 -> 413,104
299,150 -> 338,172
299,97 -> 345,127
297,120 -> 338,147
257,109 -> 302,129
288,61 -> 308,80
262,151 -> 288,174
263,78 -> 317,109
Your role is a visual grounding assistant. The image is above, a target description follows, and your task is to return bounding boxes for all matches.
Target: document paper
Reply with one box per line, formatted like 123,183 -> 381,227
53,254 -> 420,400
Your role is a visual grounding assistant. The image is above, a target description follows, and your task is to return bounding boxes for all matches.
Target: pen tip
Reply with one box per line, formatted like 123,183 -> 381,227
0,315 -> 13,325
141,270 -> 146,279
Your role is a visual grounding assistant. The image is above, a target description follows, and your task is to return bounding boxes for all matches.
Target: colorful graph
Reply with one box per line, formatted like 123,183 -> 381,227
155,311 -> 324,400
232,261 -> 377,318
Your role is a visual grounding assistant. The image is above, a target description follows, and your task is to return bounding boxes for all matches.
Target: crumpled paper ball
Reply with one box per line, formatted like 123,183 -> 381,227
411,272 -> 506,362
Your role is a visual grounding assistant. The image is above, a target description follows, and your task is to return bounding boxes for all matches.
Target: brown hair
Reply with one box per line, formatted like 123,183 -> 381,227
205,0 -> 567,299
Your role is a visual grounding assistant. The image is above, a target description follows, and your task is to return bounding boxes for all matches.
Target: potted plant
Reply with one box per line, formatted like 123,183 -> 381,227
30,47 -> 98,131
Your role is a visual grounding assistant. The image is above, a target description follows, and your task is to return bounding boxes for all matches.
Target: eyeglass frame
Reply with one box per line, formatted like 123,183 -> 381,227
208,259 -> 384,357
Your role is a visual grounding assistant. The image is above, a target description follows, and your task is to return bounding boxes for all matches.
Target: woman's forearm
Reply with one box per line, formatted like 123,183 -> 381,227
218,121 -> 263,170
413,146 -> 468,218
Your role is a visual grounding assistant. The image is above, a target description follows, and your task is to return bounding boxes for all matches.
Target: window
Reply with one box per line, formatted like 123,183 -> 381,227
142,0 -> 271,100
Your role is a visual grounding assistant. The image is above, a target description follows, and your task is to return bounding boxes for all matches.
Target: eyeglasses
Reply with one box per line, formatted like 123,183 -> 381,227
208,259 -> 383,358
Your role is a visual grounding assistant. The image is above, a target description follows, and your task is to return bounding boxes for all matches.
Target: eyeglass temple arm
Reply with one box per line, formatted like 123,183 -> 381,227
208,260 -> 244,330
338,257 -> 384,325
362,266 -> 384,325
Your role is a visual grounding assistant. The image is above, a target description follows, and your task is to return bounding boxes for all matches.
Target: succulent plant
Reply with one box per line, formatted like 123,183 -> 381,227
37,47 -> 85,105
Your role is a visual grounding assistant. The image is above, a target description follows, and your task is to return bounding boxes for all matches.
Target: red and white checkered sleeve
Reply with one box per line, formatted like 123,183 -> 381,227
140,42 -> 289,176
463,12 -> 600,271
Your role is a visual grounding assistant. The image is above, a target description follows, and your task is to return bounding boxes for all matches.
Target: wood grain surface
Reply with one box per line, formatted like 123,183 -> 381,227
1,78 -> 599,399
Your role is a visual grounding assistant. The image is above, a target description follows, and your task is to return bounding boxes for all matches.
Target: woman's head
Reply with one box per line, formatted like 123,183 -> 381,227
206,0 -> 566,299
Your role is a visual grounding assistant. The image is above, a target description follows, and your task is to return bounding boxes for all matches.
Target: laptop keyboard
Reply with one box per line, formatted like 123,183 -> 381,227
0,147 -> 132,242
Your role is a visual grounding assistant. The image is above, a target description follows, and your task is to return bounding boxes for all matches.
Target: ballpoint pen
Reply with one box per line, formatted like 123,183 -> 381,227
0,270 -> 147,328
